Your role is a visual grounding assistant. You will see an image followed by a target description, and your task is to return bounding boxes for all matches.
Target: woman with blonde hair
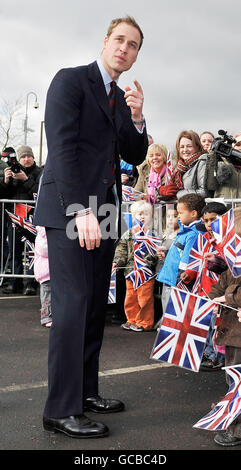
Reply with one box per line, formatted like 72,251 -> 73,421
134,143 -> 168,202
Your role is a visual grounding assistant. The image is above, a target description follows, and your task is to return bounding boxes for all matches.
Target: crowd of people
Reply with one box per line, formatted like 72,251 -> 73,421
117,128 -> 241,446
1,127 -> 241,445
2,14 -> 241,448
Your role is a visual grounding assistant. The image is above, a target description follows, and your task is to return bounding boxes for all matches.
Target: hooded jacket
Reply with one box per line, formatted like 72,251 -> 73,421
156,219 -> 201,287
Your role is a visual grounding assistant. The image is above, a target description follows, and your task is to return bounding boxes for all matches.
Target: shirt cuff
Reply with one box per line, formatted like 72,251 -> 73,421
66,207 -> 92,217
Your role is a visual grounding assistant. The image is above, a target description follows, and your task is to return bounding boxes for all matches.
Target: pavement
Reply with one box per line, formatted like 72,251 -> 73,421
0,292 -> 240,461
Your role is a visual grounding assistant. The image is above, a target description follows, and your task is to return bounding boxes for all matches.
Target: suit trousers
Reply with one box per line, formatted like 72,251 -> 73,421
44,204 -> 116,418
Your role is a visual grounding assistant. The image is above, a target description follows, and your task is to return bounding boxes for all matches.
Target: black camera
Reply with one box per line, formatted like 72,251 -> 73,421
210,129 -> 241,165
1,151 -> 21,174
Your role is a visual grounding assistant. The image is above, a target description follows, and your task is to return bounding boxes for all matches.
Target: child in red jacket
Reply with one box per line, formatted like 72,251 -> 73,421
180,201 -> 227,370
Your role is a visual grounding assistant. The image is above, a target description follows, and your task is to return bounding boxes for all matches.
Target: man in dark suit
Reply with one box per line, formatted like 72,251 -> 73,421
34,15 -> 148,438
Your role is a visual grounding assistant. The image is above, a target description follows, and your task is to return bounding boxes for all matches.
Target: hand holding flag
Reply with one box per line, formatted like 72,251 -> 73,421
193,364 -> 241,431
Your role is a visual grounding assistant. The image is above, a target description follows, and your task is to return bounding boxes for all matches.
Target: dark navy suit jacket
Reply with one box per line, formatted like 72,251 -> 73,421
34,61 -> 148,231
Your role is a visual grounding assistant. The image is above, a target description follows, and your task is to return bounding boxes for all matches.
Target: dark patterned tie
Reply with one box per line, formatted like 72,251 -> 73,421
108,80 -> 116,117
108,81 -> 116,186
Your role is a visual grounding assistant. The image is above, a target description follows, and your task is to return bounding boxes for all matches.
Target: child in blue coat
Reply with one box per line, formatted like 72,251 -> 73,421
156,194 -> 205,311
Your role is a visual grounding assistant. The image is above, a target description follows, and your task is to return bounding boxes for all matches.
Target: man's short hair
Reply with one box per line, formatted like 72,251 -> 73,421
201,202 -> 227,216
107,15 -> 144,50
178,194 -> 205,218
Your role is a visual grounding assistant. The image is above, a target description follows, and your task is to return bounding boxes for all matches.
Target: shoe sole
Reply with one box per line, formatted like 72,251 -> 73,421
200,366 -> 223,372
129,327 -> 144,332
84,405 -> 125,414
214,436 -> 241,447
43,423 -> 109,438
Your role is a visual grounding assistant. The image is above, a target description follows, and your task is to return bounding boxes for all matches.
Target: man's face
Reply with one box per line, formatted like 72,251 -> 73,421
101,22 -> 141,78
20,154 -> 34,168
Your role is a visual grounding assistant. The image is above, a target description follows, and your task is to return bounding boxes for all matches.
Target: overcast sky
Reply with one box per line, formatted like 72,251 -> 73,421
1,0 -> 241,163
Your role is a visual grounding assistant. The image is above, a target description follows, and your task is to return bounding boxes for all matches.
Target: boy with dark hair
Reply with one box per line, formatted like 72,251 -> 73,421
201,201 -> 228,239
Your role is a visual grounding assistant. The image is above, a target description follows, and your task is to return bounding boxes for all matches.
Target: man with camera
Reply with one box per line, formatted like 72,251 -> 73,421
206,130 -> 241,199
1,145 -> 42,294
0,152 -> 9,272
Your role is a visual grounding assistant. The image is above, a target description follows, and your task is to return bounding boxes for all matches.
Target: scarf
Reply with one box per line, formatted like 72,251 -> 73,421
147,165 -> 166,202
171,152 -> 202,189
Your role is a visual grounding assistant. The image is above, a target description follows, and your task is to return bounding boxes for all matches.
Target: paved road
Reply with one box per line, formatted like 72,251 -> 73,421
0,294 -> 239,460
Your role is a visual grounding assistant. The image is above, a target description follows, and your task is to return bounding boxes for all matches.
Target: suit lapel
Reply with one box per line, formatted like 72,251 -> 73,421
87,61 -> 123,131
88,61 -> 113,126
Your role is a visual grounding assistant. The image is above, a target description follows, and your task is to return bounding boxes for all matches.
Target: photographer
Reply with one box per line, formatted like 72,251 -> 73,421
207,131 -> 241,199
0,150 -> 9,272
1,145 -> 42,294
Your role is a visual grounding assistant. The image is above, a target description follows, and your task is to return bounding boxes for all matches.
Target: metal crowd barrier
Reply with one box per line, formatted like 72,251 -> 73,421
0,199 -> 36,285
1,197 -> 241,286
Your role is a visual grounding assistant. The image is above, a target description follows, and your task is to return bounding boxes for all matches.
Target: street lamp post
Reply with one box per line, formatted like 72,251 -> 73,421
24,91 -> 39,145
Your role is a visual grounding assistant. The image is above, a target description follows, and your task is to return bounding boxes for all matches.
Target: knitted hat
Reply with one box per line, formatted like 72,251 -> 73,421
17,145 -> 34,160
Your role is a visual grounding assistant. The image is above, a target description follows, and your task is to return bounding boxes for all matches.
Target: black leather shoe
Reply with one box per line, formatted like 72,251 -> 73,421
43,414 -> 109,438
214,430 -> 241,447
84,396 -> 125,413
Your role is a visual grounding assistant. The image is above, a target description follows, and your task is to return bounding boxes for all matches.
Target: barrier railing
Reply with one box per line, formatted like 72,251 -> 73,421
0,199 -> 36,285
1,197 -> 241,285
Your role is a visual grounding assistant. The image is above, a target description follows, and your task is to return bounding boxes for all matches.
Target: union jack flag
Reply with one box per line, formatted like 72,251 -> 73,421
176,279 -> 190,292
122,185 -> 142,202
211,209 -> 241,277
6,209 -> 37,236
193,364 -> 241,430
211,209 -> 234,246
15,203 -> 33,218
187,233 -> 214,272
126,219 -> 161,290
151,288 -> 215,371
165,150 -> 173,185
108,266 -> 116,304
185,233 -> 219,294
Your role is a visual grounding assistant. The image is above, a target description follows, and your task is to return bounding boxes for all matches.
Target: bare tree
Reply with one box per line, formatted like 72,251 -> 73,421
0,98 -> 24,151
